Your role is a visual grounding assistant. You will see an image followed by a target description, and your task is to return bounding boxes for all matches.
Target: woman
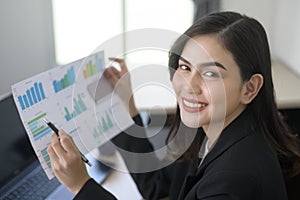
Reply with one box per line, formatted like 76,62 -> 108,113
47,11 -> 300,199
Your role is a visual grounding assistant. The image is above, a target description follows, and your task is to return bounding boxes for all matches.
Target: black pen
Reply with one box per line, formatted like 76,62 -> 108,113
43,118 -> 92,167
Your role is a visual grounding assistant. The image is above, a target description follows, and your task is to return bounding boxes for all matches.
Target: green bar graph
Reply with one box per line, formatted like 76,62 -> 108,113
93,111 -> 114,138
64,94 -> 87,121
83,54 -> 103,79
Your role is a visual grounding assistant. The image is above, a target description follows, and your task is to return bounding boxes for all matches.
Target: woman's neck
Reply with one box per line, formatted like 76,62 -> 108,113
202,105 -> 247,148
202,121 -> 224,149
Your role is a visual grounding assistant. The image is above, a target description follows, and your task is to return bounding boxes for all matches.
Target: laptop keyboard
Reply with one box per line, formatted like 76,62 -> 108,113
1,169 -> 61,200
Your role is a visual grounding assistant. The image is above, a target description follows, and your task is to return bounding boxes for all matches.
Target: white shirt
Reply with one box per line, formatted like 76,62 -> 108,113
198,137 -> 217,167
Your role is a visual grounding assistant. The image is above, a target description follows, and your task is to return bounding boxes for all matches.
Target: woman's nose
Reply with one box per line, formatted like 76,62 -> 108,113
185,71 -> 203,94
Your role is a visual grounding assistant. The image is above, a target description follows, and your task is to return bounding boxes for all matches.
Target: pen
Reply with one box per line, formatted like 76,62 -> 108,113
43,118 -> 92,167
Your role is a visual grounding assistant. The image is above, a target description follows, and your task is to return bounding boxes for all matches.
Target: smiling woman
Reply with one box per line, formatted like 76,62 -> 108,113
47,11 -> 300,200
172,34 -> 250,134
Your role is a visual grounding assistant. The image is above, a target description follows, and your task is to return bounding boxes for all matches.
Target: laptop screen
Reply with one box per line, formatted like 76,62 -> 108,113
0,94 -> 36,187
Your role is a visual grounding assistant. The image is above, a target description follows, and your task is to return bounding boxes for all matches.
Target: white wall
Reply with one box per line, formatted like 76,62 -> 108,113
272,0 -> 300,75
221,0 -> 300,76
220,0 -> 277,55
0,0 -> 56,96
1,0 -> 299,98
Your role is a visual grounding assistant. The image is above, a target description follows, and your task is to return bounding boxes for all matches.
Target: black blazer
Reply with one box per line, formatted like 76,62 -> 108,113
74,108 -> 288,200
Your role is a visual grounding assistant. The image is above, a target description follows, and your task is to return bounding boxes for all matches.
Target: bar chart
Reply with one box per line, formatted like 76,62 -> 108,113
83,54 -> 103,79
41,147 -> 51,169
11,50 -> 135,179
93,111 -> 114,138
27,112 -> 52,141
53,66 -> 75,93
17,82 -> 46,110
64,94 -> 87,121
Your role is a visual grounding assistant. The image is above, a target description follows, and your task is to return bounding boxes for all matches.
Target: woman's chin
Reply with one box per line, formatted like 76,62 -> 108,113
181,118 -> 202,128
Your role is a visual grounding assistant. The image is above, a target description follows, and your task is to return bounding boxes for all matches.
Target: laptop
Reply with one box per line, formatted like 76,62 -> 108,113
0,94 -> 112,200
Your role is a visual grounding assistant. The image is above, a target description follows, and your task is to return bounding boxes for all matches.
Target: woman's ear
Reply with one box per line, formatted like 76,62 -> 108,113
241,74 -> 264,104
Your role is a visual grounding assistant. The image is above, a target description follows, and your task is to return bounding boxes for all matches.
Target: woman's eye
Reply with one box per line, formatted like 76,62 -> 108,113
203,71 -> 219,78
179,65 -> 190,71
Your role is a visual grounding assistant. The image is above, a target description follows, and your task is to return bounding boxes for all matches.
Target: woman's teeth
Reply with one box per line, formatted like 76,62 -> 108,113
183,99 -> 207,108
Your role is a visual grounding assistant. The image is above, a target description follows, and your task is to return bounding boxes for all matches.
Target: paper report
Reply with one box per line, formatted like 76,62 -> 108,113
11,51 -> 134,179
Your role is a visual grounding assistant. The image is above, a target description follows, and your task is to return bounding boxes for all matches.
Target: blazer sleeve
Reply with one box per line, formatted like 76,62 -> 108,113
111,114 -> 175,199
74,179 -> 117,200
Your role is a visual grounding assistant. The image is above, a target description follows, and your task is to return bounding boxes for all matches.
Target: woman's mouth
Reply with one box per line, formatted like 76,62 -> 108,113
182,98 -> 208,112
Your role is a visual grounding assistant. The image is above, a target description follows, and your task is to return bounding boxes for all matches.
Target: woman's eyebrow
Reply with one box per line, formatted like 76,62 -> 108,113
199,62 -> 227,71
179,56 -> 191,65
179,56 -> 227,71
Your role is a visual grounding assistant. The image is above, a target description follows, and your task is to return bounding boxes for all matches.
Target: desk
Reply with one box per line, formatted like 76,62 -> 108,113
93,126 -> 170,199
102,168 -> 142,200
91,149 -> 143,200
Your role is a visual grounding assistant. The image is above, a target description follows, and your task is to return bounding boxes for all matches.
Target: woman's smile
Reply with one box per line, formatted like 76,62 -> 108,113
182,97 -> 208,112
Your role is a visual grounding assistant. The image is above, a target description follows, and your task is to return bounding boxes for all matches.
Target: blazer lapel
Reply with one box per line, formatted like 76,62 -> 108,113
197,107 -> 257,174
179,108 -> 257,199
178,158 -> 200,199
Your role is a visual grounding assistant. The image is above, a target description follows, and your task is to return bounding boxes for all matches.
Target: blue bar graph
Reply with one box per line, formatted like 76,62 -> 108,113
18,82 -> 46,110
34,82 -> 41,101
26,90 -> 33,106
30,87 -> 37,104
18,96 -> 25,110
23,95 -> 29,108
39,83 -> 45,99
53,67 -> 75,93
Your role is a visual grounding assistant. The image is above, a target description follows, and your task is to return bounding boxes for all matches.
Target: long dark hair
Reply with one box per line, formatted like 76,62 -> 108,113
167,11 -> 300,177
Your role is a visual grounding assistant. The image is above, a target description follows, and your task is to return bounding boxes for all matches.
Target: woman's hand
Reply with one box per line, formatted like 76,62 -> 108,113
47,130 -> 91,195
103,57 -> 138,117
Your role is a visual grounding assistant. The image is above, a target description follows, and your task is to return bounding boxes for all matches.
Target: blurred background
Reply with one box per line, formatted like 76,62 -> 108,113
1,2 -> 300,199
0,0 -> 299,114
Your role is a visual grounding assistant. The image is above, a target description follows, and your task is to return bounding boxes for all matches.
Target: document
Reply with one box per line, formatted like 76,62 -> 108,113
11,51 -> 134,179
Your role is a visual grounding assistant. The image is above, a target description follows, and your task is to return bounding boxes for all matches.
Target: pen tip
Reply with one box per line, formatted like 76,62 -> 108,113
43,118 -> 49,124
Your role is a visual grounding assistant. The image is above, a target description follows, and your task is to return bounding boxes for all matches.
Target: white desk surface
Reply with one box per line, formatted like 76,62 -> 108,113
102,169 -> 142,200
93,150 -> 143,200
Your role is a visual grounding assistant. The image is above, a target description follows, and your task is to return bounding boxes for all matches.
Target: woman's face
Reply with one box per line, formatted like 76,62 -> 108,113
172,35 -> 247,131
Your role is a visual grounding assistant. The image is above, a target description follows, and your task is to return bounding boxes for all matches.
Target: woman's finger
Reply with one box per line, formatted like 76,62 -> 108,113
50,132 -> 67,160
103,67 -> 119,86
58,130 -> 78,154
108,57 -> 128,73
109,67 -> 122,78
108,57 -> 123,63
48,143 -> 59,161
47,141 -> 59,169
